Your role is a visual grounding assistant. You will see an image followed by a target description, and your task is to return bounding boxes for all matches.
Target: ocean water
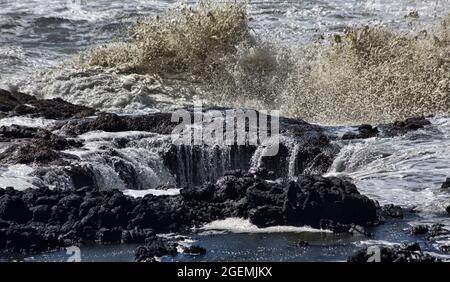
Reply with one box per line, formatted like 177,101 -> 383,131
0,0 -> 449,262
1,0 -> 447,79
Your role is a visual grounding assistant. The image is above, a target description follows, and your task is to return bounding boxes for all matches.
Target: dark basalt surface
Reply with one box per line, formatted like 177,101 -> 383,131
0,124 -> 82,165
381,116 -> 432,137
348,243 -> 441,262
380,204 -> 404,219
0,91 -> 339,188
342,124 -> 379,140
0,89 -> 95,119
442,178 -> 450,190
0,170 -> 380,258
340,116 -> 432,140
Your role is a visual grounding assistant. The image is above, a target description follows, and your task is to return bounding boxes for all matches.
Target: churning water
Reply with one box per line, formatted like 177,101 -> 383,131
0,0 -> 449,261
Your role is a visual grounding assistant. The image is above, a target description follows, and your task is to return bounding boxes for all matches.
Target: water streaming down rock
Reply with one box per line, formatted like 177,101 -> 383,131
0,97 -> 337,191
325,116 -> 450,213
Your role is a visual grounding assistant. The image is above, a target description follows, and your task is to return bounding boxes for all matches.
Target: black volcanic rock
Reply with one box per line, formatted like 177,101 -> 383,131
342,124 -> 379,140
0,124 -> 83,165
0,89 -> 35,112
0,195 -> 31,223
96,228 -> 122,244
121,228 -> 155,244
182,245 -> 206,256
55,112 -> 176,136
0,171 -> 380,257
0,142 -> 76,165
348,243 -> 440,262
135,236 -> 178,262
410,225 -> 429,235
182,173 -> 379,229
0,89 -> 95,119
0,125 -> 82,150
429,224 -> 450,236
381,116 -> 431,137
442,178 -> 450,189
381,204 -> 404,218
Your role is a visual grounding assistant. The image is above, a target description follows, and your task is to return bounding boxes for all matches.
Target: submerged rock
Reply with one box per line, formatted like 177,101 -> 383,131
295,240 -> 309,247
380,204 -> 404,218
135,237 -> 178,262
182,245 -> 207,256
410,225 -> 429,235
348,243 -> 441,262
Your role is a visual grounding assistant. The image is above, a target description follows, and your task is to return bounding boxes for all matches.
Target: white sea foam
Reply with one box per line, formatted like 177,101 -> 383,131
199,218 -> 331,234
354,240 -> 400,247
0,117 -> 56,128
122,188 -> 180,198
0,164 -> 36,190
326,117 -> 450,214
14,68 -> 194,114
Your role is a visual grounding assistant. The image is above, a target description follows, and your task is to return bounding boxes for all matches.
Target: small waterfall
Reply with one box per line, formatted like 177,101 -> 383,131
162,144 -> 255,188
288,143 -> 301,178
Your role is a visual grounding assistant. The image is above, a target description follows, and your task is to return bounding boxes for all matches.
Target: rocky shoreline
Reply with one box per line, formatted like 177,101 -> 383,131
0,170 -> 381,259
0,88 -> 448,262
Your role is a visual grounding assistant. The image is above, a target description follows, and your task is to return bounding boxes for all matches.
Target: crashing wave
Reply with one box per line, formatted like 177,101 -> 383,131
6,3 -> 450,124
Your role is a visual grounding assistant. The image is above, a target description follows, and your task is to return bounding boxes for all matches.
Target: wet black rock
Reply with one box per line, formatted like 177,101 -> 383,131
348,243 -> 441,262
0,89 -> 35,112
183,174 -> 379,229
0,89 -> 95,119
342,124 -> 379,140
0,171 -> 380,257
381,116 -> 431,137
429,224 -> 450,237
182,245 -> 207,256
0,124 -> 83,165
0,195 -> 31,223
446,205 -> 450,216
295,241 -> 309,247
380,204 -> 404,218
30,205 -> 52,222
319,219 -> 372,236
55,112 -> 176,136
97,228 -> 122,244
135,237 -> 178,262
442,178 -> 450,189
0,125 -> 82,149
410,225 -> 429,235
0,142 -> 77,165
121,228 -> 155,244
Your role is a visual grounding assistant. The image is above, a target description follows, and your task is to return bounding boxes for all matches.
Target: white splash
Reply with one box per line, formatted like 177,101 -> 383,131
123,188 -> 180,198
326,116 -> 450,213
0,117 -> 56,128
0,164 -> 36,190
199,218 -> 332,234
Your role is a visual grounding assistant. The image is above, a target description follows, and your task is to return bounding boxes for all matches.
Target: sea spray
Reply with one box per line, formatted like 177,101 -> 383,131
76,3 -> 449,124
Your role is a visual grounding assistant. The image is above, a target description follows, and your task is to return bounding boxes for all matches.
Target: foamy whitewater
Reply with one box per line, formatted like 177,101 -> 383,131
1,0 -> 450,262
